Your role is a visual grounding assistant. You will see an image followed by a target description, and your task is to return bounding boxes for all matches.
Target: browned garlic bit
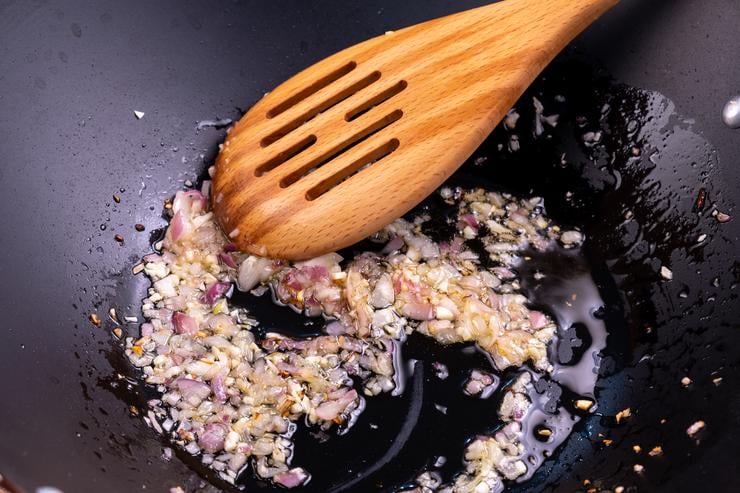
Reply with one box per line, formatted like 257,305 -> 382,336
648,445 -> 663,457
615,407 -> 632,424
128,185 -> 584,489
575,399 -> 595,411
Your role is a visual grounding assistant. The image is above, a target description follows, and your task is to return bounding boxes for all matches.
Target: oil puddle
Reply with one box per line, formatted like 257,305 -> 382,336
513,247 -> 611,481
518,247 -> 608,399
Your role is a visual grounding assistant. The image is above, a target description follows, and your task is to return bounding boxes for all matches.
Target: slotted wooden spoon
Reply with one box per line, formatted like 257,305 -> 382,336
212,0 -> 618,259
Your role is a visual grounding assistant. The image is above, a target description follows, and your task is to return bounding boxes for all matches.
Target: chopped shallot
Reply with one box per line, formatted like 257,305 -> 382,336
128,183 -> 582,488
172,312 -> 198,335
198,422 -> 229,453
274,468 -> 310,488
205,281 -> 231,304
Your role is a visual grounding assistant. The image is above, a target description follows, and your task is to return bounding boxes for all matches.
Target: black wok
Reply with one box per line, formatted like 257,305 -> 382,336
1,1 -> 738,492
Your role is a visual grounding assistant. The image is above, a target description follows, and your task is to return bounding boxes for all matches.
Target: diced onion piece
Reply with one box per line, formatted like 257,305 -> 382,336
172,190 -> 207,215
175,378 -> 211,401
294,252 -> 343,270
315,389 -> 357,421
170,211 -> 191,242
401,303 -> 435,321
198,422 -> 229,453
529,310 -> 550,329
325,320 -> 347,335
369,274 -> 394,308
273,468 -> 310,488
172,312 -> 198,335
237,256 -> 275,291
205,281 -> 232,304
218,252 -> 237,269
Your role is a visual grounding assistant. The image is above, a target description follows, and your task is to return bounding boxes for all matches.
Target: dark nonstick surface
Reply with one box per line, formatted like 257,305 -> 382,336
1,1 -> 739,492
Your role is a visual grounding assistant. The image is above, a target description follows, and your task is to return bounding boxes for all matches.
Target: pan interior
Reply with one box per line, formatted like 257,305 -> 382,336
106,57 -> 734,492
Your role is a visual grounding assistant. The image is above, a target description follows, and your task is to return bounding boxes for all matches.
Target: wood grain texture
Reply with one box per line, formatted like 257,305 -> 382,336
212,0 -> 619,259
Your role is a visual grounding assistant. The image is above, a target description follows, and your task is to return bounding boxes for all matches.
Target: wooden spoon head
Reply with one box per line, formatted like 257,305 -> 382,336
212,0 -> 618,259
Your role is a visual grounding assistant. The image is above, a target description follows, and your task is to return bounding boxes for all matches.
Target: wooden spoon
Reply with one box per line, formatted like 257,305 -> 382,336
212,0 -> 618,259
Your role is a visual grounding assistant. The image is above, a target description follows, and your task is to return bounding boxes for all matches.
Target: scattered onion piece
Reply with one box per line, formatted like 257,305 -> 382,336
175,378 -> 211,401
218,252 -> 237,269
325,320 -> 347,335
274,468 -> 310,488
198,422 -> 229,453
172,312 -> 198,335
459,213 -> 480,231
170,211 -> 190,242
401,303 -> 435,321
211,373 -> 228,403
205,281 -> 232,304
